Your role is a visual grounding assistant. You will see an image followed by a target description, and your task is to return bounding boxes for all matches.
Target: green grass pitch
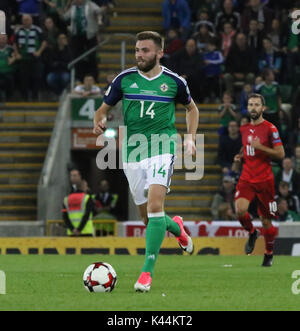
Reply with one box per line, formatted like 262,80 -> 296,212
0,255 -> 299,311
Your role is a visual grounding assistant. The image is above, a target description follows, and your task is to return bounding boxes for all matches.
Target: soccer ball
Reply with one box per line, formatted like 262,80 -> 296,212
83,262 -> 117,293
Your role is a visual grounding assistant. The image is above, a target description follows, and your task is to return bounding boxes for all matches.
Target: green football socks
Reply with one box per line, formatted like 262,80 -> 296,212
142,212 -> 167,276
165,214 -> 181,237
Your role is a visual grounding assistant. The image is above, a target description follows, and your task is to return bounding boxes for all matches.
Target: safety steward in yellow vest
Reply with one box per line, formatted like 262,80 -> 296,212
62,191 -> 94,236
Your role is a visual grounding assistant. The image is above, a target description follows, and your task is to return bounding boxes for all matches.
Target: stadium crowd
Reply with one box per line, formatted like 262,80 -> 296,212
0,0 -> 115,100
1,0 -> 300,223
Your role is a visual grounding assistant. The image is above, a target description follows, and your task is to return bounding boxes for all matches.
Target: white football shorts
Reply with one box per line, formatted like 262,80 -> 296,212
123,153 -> 176,205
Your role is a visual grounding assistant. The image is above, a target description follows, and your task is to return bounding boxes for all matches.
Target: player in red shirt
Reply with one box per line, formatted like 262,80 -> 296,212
233,93 -> 285,266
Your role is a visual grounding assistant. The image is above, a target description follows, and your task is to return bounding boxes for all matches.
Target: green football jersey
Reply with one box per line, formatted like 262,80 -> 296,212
104,66 -> 192,162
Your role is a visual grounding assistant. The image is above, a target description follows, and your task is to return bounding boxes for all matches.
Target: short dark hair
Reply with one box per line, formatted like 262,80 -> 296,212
136,31 -> 164,50
248,93 -> 266,106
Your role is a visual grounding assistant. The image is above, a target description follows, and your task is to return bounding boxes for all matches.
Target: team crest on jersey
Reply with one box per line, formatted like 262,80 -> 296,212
160,83 -> 169,92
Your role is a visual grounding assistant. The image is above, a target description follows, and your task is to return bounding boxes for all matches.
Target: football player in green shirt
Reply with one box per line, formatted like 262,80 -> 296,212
93,31 -> 199,292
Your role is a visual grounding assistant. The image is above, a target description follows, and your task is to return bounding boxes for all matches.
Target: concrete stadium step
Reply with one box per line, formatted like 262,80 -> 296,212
170,185 -> 218,194
98,63 -> 133,71
99,53 -> 136,64
2,102 -> 59,109
0,194 -> 37,206
0,122 -> 54,130
175,123 -> 220,131
116,7 -> 161,15
0,152 -> 46,163
110,16 -> 162,26
0,142 -> 48,151
0,205 -> 37,213
0,184 -> 37,193
0,163 -> 43,170
0,173 -> 40,185
99,44 -> 135,53
165,195 -> 212,208
106,25 -> 163,33
117,0 -> 162,8
0,102 -> 56,222
0,215 -> 36,221
1,111 -> 57,123
0,132 -> 51,143
172,174 -> 221,186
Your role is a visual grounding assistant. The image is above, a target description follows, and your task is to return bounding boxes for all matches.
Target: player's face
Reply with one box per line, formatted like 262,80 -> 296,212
135,40 -> 162,72
247,98 -> 264,120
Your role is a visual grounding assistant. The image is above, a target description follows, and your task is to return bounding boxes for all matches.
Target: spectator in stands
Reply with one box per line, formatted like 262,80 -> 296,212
293,145 -> 300,174
92,0 -> 115,26
169,38 -> 204,102
43,16 -> 61,50
46,33 -> 72,95
266,18 -> 284,52
240,115 -> 250,126
255,68 -> 281,128
69,168 -> 83,192
275,181 -> 300,214
217,120 -> 242,175
63,0 -> 103,80
220,22 -> 236,58
0,34 -> 17,101
218,202 -> 236,220
17,0 -> 42,25
218,91 -> 239,134
211,175 -> 236,220
162,0 -> 191,41
223,32 -> 258,92
188,0 -> 220,23
275,157 -> 300,197
162,28 -> 184,67
258,37 -> 282,81
276,197 -> 300,222
246,19 -> 265,53
43,0 -> 70,31
239,83 -> 254,116
73,74 -> 102,97
62,179 -> 95,236
202,39 -> 224,102
14,14 -> 47,100
215,0 -> 240,33
241,0 -> 274,34
192,20 -> 216,53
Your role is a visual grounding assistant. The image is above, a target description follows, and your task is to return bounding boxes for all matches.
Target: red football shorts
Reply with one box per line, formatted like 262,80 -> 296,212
235,178 -> 277,219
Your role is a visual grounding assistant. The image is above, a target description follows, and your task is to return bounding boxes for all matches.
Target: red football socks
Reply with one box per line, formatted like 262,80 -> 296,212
262,225 -> 276,255
238,212 -> 254,233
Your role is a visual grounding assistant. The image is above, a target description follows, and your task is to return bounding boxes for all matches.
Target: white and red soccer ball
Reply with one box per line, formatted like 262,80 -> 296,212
83,262 -> 117,293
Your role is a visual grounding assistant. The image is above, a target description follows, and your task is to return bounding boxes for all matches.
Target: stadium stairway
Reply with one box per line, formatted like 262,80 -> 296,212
0,102 -> 57,221
165,104 -> 221,221
97,0 -> 163,87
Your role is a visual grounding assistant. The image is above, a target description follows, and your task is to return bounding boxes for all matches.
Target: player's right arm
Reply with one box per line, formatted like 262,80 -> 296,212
93,73 -> 123,136
93,102 -> 112,136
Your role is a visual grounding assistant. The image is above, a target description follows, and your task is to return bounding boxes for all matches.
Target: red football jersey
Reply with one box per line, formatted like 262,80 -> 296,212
240,120 -> 283,183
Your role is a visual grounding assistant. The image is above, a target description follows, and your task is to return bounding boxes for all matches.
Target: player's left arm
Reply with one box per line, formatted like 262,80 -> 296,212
184,99 -> 199,155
